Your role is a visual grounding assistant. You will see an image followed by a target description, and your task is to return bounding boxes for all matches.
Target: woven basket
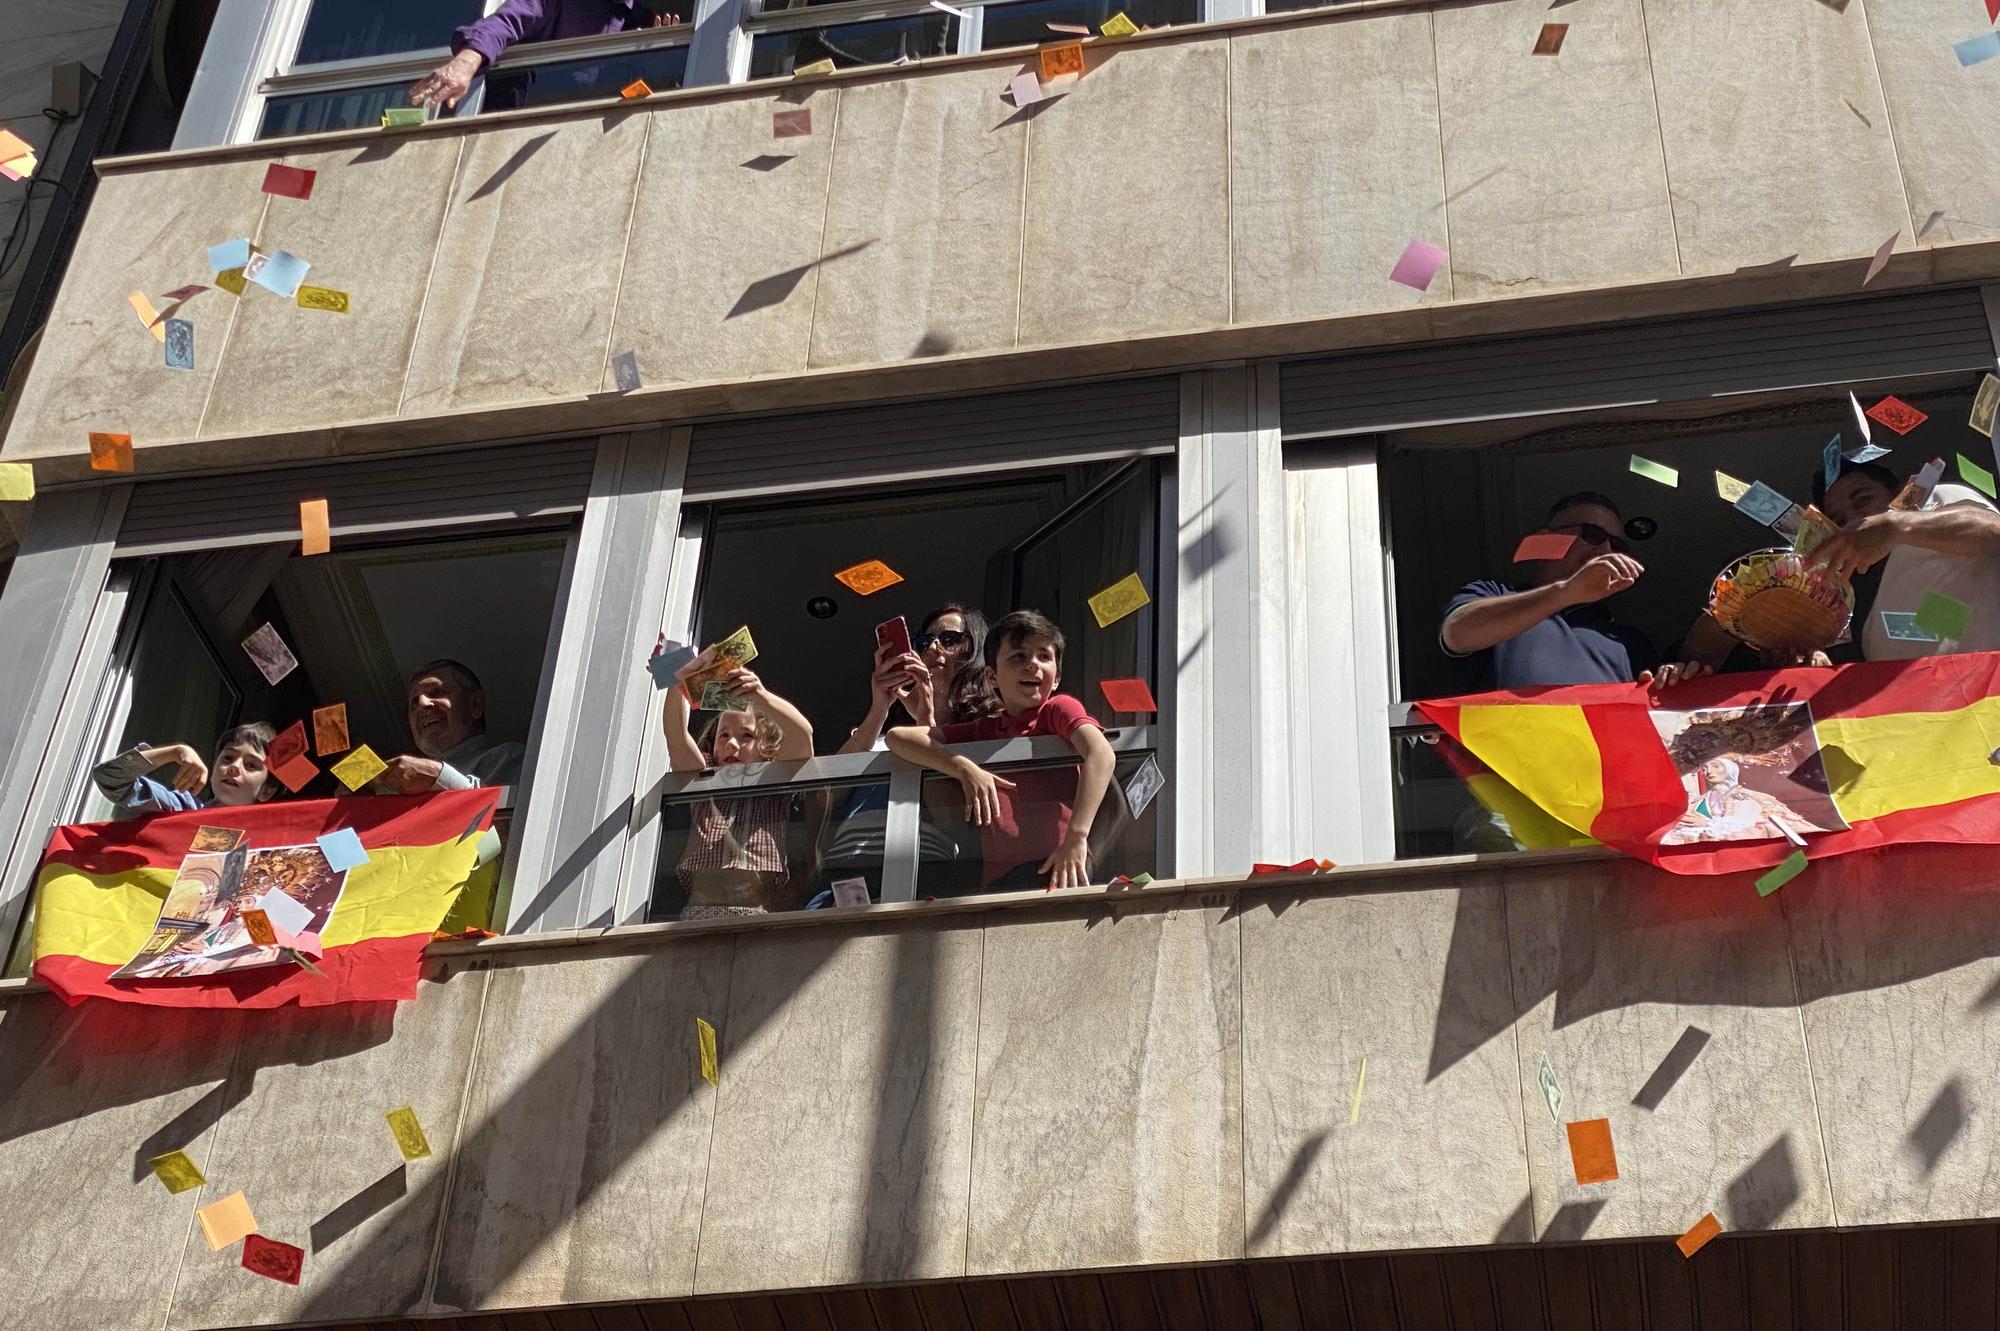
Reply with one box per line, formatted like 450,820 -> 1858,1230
1709,549 -> 1853,654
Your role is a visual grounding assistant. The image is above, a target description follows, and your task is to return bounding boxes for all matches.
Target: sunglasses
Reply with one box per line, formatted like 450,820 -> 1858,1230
1554,521 -> 1630,553
916,629 -> 971,652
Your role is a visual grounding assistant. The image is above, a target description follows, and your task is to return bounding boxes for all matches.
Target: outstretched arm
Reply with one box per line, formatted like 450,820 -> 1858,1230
663,686 -> 708,773
886,724 -> 1017,826
1041,725 -> 1114,888
1811,502 -> 2000,579
1441,555 -> 1643,654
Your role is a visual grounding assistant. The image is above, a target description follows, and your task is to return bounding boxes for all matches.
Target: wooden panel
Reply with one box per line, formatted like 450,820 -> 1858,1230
768,1293 -> 833,1331
639,1302 -> 699,1331
910,1284 -> 976,1331
1793,1232 -> 1846,1331
1585,1245 -> 1645,1331
1003,1276 -> 1068,1331
1488,1243 -> 1549,1331
1436,1252 -> 1499,1331
1945,1224 -> 1999,1331
1098,1271 -> 1165,1329
955,1279 -> 1017,1331
1052,1275 -> 1115,1331
1635,1238 -> 1697,1331
1691,1237 -> 1749,1331
1898,1228 -> 1948,1331
1387,1255 -> 1451,1331
1842,1231 -> 1897,1331
1340,1257 -> 1397,1328
863,1288 -> 924,1331
1195,1266 -> 1255,1327
1150,1267 -> 1213,1331
1286,1259 -> 1355,1331
1743,1234 -> 1795,1331
1538,1246 -> 1594,1331
1245,1262 -> 1306,1331
815,1291 -> 878,1331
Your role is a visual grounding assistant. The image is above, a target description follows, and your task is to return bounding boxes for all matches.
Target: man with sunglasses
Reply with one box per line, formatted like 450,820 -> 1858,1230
1441,491 -> 1707,692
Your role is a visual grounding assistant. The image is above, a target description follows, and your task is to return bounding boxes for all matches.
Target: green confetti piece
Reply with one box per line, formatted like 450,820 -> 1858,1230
1958,453 -> 1998,500
1914,589 -> 1973,643
380,107 -> 426,128
1629,455 -> 1679,487
1756,850 -> 1808,898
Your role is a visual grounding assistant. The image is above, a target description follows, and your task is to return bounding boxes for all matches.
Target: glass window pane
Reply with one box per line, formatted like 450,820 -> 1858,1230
484,46 -> 689,111
295,0 -> 482,65
917,749 -> 1161,894
259,81 -> 412,138
1392,728 -> 1581,859
978,0 -> 1197,49
652,776 -> 890,920
747,13 -> 954,78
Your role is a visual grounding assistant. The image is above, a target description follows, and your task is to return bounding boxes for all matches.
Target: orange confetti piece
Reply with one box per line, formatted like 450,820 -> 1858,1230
1677,1211 -> 1721,1258
88,432 -> 133,473
128,291 -> 166,342
621,78 -> 652,99
1566,1118 -> 1619,1184
834,559 -> 905,596
300,498 -> 329,556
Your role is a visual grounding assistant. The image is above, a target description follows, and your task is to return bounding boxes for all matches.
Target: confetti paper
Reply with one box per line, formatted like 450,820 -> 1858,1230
316,827 -> 369,873
1099,677 -> 1157,713
128,291 -> 166,342
792,58 -> 837,77
241,908 -> 277,946
1734,481 -> 1794,527
1533,22 -> 1568,54
1823,435 -> 1843,490
1513,532 -> 1577,562
241,623 -> 299,685
189,826 -> 246,853
1757,849 -> 1808,897
1087,572 -> 1151,628
256,889 -> 312,940
932,0 -> 971,16
1972,374 -> 1998,439
1845,441 -> 1892,464
1916,589 -> 1973,642
1538,1052 -> 1562,1123
1389,239 -> 1446,291
197,1191 -> 258,1251
697,1017 -> 719,1086
1124,753 -> 1164,817
649,642 -> 696,687
834,559 -> 904,595
1008,71 -> 1045,107
1960,453 -> 1998,499
1100,10 -> 1139,36
261,163 -> 316,199
1862,230 -> 1897,286
1866,395 -> 1928,436
164,318 -> 194,370
297,285 -> 349,313
1348,1057 -> 1366,1125
209,237 -> 251,275
88,431 -> 134,473
0,129 -> 30,164
312,703 -> 349,755
1628,455 -> 1679,487
1880,611 -> 1939,643
269,718 -> 308,769
1566,1118 -> 1619,1184
1714,471 -> 1751,503
1954,30 -> 2000,66
0,463 -> 34,501
830,877 -> 871,907
1039,41 -> 1086,83
242,1234 -> 304,1285
249,249 -> 310,299
621,78 -> 652,99
148,1150 -> 206,1195
330,743 -> 388,792
271,753 -> 319,794
1047,21 -> 1090,32
300,498 -> 330,556
773,108 -> 812,138
1677,1212 -> 1722,1258
386,1106 -> 432,1161
611,349 -> 641,392
381,106 -> 427,128
215,267 -> 248,297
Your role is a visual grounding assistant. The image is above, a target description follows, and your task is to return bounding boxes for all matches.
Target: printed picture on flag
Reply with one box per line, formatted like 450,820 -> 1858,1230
1650,703 -> 1848,845
111,843 -> 350,980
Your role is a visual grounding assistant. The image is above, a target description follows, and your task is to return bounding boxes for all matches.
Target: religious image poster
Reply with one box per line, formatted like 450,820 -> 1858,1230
1649,703 -> 1848,846
110,844 -> 349,980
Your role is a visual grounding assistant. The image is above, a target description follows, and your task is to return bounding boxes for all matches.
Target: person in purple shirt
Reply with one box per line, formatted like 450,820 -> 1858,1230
408,0 -> 684,111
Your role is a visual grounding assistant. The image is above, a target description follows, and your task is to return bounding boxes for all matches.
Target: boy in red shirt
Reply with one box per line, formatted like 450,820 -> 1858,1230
887,610 -> 1115,890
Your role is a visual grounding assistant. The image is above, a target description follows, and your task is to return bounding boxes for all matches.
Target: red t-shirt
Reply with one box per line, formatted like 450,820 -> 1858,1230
938,694 -> 1102,886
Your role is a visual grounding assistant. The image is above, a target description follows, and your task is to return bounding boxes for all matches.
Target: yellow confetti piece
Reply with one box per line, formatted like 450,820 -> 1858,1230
1349,1056 -> 1366,1125
697,1017 -> 719,1087
215,266 -> 248,297
147,1150 -> 206,1195
386,1105 -> 432,1161
0,462 -> 34,501
792,58 -> 837,77
1086,572 -> 1151,629
296,285 -> 350,313
329,744 -> 388,792
128,290 -> 166,342
1714,471 -> 1750,503
1099,10 -> 1138,36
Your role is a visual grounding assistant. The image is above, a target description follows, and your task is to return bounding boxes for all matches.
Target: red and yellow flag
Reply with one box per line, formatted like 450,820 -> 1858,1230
1417,653 -> 2000,874
32,789 -> 497,1007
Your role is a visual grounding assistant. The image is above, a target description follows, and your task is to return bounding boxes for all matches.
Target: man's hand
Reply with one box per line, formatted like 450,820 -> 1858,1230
868,648 -> 926,709
408,49 -> 482,110
1039,835 -> 1091,889
1559,553 -> 1645,605
1639,660 -> 1713,690
379,755 -> 445,794
167,745 -> 209,793
1808,512 -> 1903,580
952,757 -> 1016,826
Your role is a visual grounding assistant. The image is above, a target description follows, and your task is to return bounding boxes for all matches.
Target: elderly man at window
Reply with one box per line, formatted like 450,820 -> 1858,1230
380,659 -> 527,794
408,0 -> 683,111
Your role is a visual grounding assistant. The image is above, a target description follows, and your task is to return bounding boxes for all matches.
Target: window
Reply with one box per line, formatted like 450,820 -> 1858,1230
1381,378 -> 1985,859
746,10 -> 956,79
976,0 -> 1198,49
651,461 -> 1168,918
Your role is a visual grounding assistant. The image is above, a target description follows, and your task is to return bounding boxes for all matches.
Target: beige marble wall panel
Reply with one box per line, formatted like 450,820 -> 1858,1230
1643,0 -> 1907,273
162,967 -> 489,1330
606,90 -> 836,388
1506,860 -> 1833,1242
0,993 -> 244,1331
1784,847 -> 2000,1226
201,137 -> 463,437
401,113 -> 651,416
1228,13 -> 1447,324
1018,39 -> 1230,346
431,941 -> 732,1311
2,161 -> 269,459
966,899 -> 1242,1275
694,921 -> 980,1294
808,67 -> 1028,370
1240,883 -> 1530,1256
1863,0 -> 2000,245
1434,0 -> 1679,297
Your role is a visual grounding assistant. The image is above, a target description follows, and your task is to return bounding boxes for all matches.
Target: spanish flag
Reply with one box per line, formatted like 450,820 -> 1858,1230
32,788 -> 497,1008
1417,653 -> 2000,874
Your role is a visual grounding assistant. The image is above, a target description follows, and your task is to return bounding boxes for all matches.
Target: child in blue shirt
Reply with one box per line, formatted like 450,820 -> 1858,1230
91,723 -> 278,818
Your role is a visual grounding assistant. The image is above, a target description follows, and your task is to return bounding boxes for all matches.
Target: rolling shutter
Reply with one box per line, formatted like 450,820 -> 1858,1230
683,377 -> 1179,500
1282,288 -> 1997,441
115,438 -> 601,556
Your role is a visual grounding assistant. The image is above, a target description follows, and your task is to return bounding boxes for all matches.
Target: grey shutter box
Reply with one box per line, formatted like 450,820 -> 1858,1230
683,377 -> 1179,500
115,439 -> 600,556
1282,288 -> 1997,440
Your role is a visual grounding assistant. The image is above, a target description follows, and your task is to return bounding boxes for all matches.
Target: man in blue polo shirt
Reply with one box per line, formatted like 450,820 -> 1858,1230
1441,490 -> 1707,691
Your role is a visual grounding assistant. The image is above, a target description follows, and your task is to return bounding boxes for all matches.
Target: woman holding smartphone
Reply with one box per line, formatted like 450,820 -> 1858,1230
838,602 -> 998,754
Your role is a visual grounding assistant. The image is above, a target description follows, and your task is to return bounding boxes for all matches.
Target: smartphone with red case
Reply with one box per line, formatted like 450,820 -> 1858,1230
876,616 -> 912,658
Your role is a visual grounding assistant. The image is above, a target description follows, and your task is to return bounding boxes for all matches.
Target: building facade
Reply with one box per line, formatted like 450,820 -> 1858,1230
1,0 -> 1999,1325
